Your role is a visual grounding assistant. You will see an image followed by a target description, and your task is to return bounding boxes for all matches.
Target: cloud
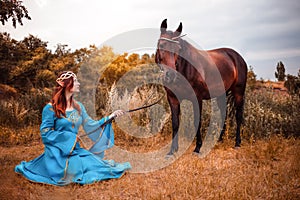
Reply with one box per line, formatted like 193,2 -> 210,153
245,48 -> 300,61
1,0 -> 300,79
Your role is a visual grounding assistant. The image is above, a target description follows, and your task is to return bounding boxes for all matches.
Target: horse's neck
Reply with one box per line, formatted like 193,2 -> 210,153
180,40 -> 208,80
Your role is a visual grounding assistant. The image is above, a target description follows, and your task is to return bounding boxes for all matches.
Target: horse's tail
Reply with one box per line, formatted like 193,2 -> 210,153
224,48 -> 248,126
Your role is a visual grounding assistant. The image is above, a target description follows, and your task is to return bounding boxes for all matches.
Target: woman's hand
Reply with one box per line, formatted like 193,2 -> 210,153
109,110 -> 125,119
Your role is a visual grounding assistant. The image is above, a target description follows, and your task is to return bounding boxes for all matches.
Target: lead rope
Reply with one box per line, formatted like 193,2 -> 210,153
79,94 -> 164,138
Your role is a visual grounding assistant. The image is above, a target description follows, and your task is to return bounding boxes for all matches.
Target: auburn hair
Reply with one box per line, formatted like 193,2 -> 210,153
51,72 -> 81,118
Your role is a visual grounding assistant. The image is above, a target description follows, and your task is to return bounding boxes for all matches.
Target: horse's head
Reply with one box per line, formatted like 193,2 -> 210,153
155,19 -> 184,83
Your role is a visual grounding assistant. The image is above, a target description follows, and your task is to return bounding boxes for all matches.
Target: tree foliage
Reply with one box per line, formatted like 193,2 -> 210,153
0,33 -> 159,127
0,33 -> 156,96
0,33 -> 89,92
0,0 -> 31,28
247,65 -> 257,90
284,70 -> 300,96
275,61 -> 286,81
0,32 -> 21,83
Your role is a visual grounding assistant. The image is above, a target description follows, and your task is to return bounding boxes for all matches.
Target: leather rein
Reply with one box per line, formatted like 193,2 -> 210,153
80,94 -> 164,137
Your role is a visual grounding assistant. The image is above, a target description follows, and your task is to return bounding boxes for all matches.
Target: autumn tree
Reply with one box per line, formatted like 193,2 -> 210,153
9,37 -> 51,90
0,32 -> 24,84
76,45 -> 117,115
0,33 -> 47,86
140,53 -> 150,64
0,0 -> 31,28
275,61 -> 286,81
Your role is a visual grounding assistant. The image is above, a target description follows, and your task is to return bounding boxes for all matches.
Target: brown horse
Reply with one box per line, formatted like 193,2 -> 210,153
155,19 -> 248,155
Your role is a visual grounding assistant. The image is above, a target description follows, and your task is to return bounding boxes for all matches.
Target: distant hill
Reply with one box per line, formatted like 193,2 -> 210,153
254,80 -> 288,93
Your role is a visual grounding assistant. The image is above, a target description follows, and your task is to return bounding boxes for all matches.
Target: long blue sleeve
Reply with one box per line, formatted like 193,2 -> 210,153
79,102 -> 114,157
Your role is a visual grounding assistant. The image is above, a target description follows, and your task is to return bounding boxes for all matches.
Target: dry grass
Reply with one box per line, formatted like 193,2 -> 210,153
0,80 -> 299,199
0,133 -> 299,200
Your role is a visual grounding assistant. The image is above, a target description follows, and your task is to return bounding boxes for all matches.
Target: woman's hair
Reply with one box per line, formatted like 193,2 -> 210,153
51,71 -> 81,118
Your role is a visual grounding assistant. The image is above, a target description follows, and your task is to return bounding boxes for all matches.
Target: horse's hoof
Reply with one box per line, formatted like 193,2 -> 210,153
235,143 -> 241,147
192,151 -> 204,158
193,148 -> 200,154
165,153 -> 175,159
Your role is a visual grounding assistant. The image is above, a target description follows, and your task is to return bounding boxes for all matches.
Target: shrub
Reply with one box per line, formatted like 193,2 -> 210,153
224,86 -> 300,141
0,88 -> 51,128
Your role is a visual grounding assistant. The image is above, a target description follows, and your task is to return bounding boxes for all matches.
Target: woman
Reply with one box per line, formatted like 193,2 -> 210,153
15,71 -> 131,186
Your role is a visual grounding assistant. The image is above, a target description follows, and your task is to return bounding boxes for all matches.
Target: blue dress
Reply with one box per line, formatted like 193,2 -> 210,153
15,102 -> 131,186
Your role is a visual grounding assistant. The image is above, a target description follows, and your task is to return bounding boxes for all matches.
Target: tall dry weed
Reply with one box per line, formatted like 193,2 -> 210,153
0,81 -> 299,146
223,87 -> 299,143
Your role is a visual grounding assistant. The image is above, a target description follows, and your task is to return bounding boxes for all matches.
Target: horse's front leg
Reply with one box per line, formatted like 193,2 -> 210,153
193,100 -> 203,153
167,98 -> 180,156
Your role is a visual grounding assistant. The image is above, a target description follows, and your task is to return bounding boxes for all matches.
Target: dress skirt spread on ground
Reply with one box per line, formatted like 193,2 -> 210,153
15,102 -> 131,186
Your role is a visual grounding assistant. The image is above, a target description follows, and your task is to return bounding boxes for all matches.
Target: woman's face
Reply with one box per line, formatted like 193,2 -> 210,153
70,77 -> 80,93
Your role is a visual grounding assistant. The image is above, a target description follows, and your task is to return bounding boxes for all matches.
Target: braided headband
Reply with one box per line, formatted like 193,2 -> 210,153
56,71 -> 77,87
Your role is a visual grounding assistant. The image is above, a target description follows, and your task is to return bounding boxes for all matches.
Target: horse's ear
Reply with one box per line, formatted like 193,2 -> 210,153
174,22 -> 182,36
160,19 -> 167,34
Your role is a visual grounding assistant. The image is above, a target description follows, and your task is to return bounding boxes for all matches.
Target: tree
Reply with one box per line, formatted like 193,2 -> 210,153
21,34 -> 48,51
8,35 -> 51,87
247,65 -> 257,90
284,70 -> 300,96
0,32 -> 28,84
0,0 -> 31,28
275,61 -> 286,81
0,33 -> 56,90
0,32 -> 16,83
54,44 -> 71,57
9,46 -> 51,90
141,53 -> 150,64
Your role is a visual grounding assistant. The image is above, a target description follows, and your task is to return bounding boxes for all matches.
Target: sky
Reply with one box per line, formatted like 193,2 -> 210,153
1,0 -> 300,80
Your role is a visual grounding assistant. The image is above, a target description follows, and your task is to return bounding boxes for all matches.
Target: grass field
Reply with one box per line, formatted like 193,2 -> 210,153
0,81 -> 299,199
0,133 -> 299,200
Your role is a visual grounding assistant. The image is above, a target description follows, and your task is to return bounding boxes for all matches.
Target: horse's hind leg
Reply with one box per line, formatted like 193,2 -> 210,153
193,100 -> 203,153
217,93 -> 227,142
233,89 -> 245,147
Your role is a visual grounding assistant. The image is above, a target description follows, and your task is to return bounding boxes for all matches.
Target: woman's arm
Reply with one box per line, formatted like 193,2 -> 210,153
78,102 -> 120,156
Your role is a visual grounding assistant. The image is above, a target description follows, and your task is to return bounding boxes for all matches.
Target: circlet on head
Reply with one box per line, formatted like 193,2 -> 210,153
56,71 -> 77,87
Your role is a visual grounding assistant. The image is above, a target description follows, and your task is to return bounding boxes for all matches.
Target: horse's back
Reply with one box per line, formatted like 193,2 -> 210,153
208,48 -> 246,66
222,48 -> 248,88
208,47 -> 247,88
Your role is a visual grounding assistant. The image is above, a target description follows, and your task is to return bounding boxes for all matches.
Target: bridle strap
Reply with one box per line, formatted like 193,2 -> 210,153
156,34 -> 187,71
159,37 -> 180,44
158,34 -> 187,44
172,34 -> 187,40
